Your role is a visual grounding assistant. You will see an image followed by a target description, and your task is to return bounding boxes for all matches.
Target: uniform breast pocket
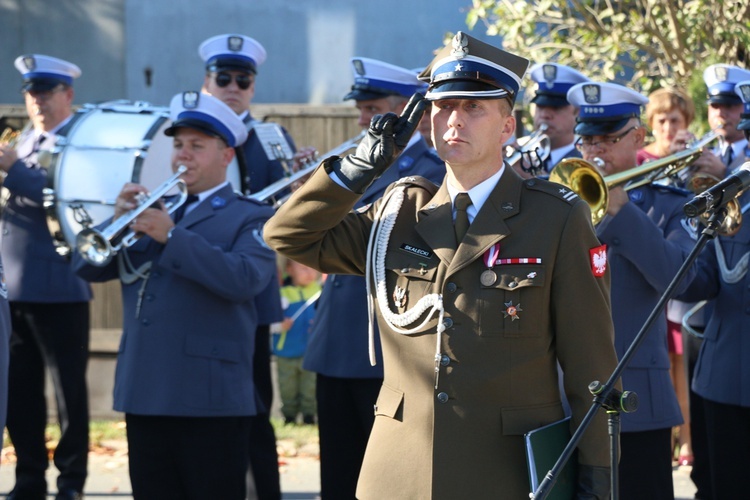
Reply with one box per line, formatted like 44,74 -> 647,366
385,253 -> 437,314
479,265 -> 546,338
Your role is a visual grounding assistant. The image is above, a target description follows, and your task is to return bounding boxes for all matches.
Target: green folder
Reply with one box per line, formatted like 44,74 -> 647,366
525,417 -> 578,500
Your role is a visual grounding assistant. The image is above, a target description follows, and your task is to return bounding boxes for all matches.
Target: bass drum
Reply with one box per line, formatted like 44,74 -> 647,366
44,100 -> 243,255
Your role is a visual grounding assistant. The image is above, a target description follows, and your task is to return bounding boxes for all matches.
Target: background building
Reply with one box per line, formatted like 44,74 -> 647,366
0,0 -> 494,107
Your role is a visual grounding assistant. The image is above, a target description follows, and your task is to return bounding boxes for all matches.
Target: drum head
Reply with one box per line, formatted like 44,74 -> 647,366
46,100 -> 244,252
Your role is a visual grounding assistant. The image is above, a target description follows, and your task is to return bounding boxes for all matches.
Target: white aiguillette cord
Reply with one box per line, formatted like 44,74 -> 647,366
365,182 -> 446,388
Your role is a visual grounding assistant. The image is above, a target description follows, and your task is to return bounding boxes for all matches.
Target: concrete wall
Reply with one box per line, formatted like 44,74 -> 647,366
1,0 -> 495,108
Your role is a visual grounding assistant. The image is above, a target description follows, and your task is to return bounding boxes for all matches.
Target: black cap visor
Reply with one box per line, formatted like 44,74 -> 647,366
164,118 -> 229,145
574,116 -> 631,136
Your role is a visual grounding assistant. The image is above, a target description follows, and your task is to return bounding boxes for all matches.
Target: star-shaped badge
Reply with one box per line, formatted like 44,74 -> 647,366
503,301 -> 522,321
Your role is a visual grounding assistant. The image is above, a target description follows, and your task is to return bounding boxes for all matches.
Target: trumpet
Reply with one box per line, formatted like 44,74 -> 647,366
549,130 -> 724,225
250,130 -> 366,206
0,127 -> 22,147
76,165 -> 189,266
506,124 -> 551,176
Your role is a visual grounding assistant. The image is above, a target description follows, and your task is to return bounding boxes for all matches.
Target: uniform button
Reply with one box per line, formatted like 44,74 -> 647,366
145,294 -> 154,302
440,355 -> 450,367
437,392 -> 449,403
172,261 -> 181,270
612,238 -> 621,246
508,281 -> 517,288
442,318 -> 453,329
333,280 -> 341,288
141,318 -> 150,326
446,282 -> 457,293
151,272 -> 161,279
401,268 -> 410,274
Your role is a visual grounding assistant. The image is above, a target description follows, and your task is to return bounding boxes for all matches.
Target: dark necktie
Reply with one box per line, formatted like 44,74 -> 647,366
172,194 -> 199,223
722,146 -> 734,167
454,192 -> 472,243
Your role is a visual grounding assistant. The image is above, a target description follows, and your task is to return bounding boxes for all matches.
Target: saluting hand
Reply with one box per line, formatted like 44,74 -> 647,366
332,93 -> 427,194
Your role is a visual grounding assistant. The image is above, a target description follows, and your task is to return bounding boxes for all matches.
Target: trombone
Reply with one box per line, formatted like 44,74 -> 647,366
549,130 -> 725,226
250,130 -> 366,206
76,165 -> 189,266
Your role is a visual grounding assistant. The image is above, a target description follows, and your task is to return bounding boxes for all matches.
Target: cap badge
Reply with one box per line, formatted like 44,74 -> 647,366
182,91 -> 199,109
542,64 -> 557,89
583,84 -> 601,104
503,300 -> 522,321
227,36 -> 243,52
740,84 -> 750,102
451,32 -> 469,59
714,66 -> 728,82
454,62 -> 464,72
22,55 -> 36,71
353,59 -> 366,76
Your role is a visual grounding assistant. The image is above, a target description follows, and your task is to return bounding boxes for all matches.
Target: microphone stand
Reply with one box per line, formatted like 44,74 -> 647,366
532,206 -> 730,500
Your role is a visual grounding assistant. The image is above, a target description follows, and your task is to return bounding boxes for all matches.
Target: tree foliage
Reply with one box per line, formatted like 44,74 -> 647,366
466,0 -> 750,117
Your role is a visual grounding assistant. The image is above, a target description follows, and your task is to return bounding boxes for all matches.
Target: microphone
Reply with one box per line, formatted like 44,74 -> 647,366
684,162 -> 750,218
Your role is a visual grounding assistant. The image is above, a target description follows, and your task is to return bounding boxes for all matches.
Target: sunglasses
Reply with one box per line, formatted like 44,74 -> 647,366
213,72 -> 252,90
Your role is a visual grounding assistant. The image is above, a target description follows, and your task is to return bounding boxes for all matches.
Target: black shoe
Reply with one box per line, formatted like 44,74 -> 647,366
302,414 -> 316,425
55,490 -> 84,500
284,416 -> 296,425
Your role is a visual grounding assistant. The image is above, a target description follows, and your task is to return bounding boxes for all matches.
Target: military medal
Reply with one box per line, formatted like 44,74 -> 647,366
481,243 -> 501,286
503,300 -> 522,321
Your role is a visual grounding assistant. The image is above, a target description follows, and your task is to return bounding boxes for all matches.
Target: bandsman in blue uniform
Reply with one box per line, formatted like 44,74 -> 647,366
74,91 -> 277,500
302,56 -> 445,500
266,32 -> 617,499
568,81 -> 698,499
0,54 -> 91,500
672,64 -> 750,180
528,63 -> 589,171
676,79 -> 750,499
199,33 -> 292,499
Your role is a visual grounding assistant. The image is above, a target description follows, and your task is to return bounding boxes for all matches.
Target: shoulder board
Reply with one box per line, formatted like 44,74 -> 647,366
524,177 -> 580,205
649,183 -> 691,197
391,175 -> 440,194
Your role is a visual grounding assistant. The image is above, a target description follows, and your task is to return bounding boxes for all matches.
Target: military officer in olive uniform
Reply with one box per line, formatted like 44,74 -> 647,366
303,57 -> 445,500
266,32 -> 617,499
567,81 -> 698,499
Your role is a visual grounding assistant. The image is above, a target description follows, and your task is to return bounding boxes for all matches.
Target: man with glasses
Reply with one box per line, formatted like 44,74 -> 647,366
198,33 -> 294,500
568,81 -> 697,499
0,55 -> 91,500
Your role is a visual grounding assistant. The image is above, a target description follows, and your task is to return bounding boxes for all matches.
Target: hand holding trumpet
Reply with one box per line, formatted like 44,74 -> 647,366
115,183 -> 174,244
